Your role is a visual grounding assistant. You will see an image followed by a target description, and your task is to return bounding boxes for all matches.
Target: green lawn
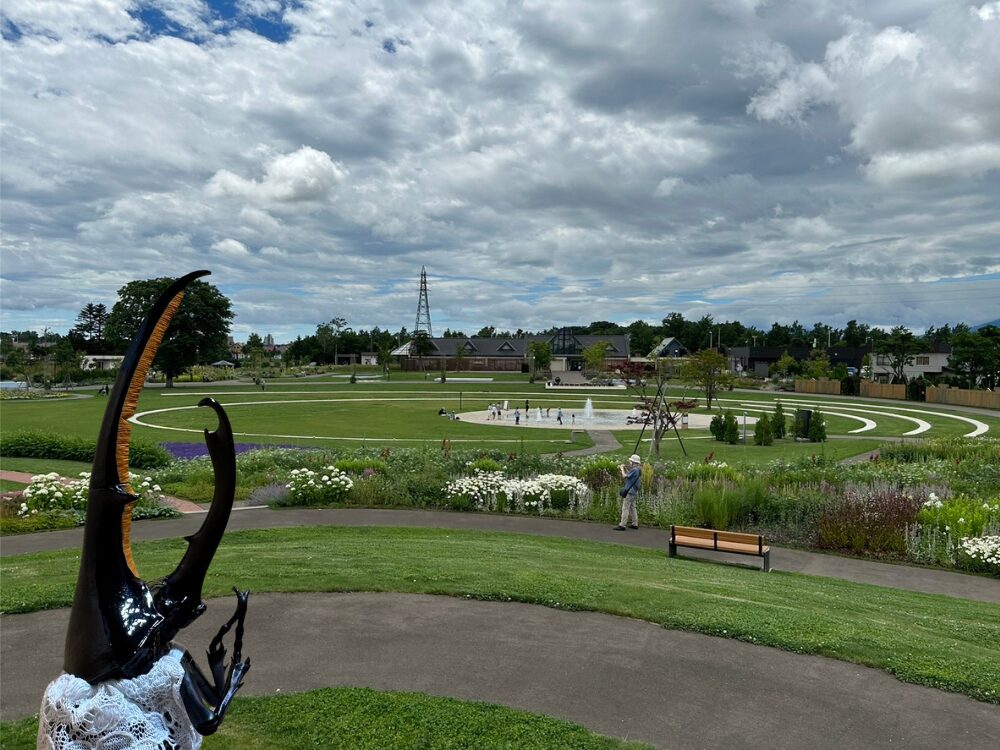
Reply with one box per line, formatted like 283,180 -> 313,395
0,457 -> 93,477
0,687 -> 650,750
3,526 -> 997,703
0,478 -> 27,492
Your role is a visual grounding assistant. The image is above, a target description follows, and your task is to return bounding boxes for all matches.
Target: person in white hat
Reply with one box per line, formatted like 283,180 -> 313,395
613,454 -> 642,531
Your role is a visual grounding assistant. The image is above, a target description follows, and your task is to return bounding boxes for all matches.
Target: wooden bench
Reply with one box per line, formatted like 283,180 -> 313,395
669,525 -> 770,572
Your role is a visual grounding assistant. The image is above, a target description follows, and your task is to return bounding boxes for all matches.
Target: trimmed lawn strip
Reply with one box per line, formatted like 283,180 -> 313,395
0,686 -> 651,750
0,478 -> 27,492
3,527 -> 998,703
0,457 -> 93,477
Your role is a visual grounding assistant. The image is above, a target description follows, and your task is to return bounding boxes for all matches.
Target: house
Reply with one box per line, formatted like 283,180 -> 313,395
390,328 -> 631,372
874,342 -> 952,382
392,337 -> 526,371
647,336 -> 688,359
82,355 -> 125,371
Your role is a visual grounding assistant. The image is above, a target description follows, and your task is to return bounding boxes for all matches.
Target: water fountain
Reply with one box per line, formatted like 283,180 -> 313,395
582,398 -> 594,421
535,407 -> 543,422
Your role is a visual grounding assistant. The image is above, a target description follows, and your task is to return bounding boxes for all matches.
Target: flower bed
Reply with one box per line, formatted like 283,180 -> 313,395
137,437 -> 1000,575
3,471 -> 178,533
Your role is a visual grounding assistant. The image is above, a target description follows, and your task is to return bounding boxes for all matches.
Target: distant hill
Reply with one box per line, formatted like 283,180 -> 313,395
971,319 -> 1000,331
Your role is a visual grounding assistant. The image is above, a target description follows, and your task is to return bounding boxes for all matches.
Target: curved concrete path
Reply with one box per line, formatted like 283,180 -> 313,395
3,508 -> 997,603
4,593 -> 999,748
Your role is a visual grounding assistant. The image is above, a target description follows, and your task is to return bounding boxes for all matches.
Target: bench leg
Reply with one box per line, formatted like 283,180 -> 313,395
762,550 -> 770,573
668,542 -> 677,558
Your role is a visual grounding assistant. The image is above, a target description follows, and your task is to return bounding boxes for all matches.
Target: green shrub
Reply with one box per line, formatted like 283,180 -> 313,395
578,457 -> 619,489
808,410 -> 827,442
709,413 -> 724,441
772,402 -> 786,439
0,430 -> 171,469
333,458 -> 390,476
468,457 -> 504,473
722,411 -> 739,444
753,413 -> 773,446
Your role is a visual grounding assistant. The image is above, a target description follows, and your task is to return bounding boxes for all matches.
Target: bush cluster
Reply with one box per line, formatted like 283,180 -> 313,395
0,430 -> 171,469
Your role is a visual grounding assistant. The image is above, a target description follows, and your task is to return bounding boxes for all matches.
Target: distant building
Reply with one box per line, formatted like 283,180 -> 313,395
391,329 -> 630,372
874,342 -> 952,382
647,336 -> 688,359
82,355 -> 124,371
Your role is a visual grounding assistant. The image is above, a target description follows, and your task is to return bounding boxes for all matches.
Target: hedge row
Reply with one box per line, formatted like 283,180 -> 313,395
0,431 -> 172,469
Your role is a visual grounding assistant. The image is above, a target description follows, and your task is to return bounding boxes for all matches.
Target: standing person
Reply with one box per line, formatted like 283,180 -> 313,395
260,378 -> 266,391
556,407 -> 563,425
514,408 -> 521,425
613,455 -> 642,531
525,398 -> 530,414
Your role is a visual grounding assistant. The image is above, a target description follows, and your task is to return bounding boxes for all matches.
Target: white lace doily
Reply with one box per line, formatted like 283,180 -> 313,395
37,648 -> 202,750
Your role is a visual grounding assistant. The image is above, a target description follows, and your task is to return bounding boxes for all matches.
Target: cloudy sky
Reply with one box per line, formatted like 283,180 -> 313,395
2,0 -> 999,342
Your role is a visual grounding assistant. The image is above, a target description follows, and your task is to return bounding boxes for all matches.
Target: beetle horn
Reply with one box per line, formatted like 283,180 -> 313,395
64,270 -> 211,682
151,397 -> 237,629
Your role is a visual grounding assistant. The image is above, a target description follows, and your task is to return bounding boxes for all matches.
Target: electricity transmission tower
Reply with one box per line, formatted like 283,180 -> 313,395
413,266 -> 433,337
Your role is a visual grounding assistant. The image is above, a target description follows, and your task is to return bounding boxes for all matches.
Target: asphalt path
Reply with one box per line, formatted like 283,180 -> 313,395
4,592 -> 999,748
3,508 -> 998,603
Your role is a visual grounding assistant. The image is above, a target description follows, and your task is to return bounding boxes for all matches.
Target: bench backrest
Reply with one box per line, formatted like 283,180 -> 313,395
671,525 -> 764,553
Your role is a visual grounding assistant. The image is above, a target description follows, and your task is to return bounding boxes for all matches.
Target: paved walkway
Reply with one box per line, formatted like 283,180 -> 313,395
564,429 -> 622,456
4,593 -> 999,747
3,506 -> 997,603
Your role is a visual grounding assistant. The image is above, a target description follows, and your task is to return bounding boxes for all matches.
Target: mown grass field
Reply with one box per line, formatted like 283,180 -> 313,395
3,380 -> 996,459
3,527 -> 998,703
0,687 -> 652,750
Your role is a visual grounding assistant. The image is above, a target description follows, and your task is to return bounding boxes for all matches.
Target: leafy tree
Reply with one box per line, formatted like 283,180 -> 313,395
475,326 -> 496,337
617,360 -> 681,458
409,331 -> 435,371
680,349 -> 732,409
243,332 -> 265,372
803,349 -> 830,379
72,303 -> 110,353
949,328 -> 1000,390
104,277 -> 233,387
581,340 -> 609,375
626,320 -> 657,357
770,351 -> 799,378
453,344 -> 466,372
753,412 -> 773,446
876,326 -> 919,384
315,317 -> 348,365
3,348 -> 33,388
841,319 -> 870,348
528,341 -> 552,377
375,339 -> 395,380
772,401 -> 786,439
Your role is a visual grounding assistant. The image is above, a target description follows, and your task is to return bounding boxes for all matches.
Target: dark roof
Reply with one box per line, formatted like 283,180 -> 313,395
423,337 -> 527,357
526,333 -> 630,357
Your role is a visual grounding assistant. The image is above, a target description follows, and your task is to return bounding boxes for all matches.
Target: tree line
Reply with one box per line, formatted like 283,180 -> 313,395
3,279 -> 997,390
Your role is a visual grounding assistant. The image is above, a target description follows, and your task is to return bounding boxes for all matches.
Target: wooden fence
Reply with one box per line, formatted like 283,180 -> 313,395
860,381 -> 906,400
794,379 -> 842,395
926,386 -> 1000,410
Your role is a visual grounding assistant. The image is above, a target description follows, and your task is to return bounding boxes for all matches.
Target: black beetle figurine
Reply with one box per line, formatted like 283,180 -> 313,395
39,271 -> 250,749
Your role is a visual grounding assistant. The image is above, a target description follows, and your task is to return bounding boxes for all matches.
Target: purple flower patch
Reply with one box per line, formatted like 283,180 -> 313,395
161,442 -> 306,460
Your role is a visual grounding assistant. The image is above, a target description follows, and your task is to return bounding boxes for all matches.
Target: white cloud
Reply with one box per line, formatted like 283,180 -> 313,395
746,6 -> 1000,183
2,0 -> 999,336
207,147 -> 346,204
